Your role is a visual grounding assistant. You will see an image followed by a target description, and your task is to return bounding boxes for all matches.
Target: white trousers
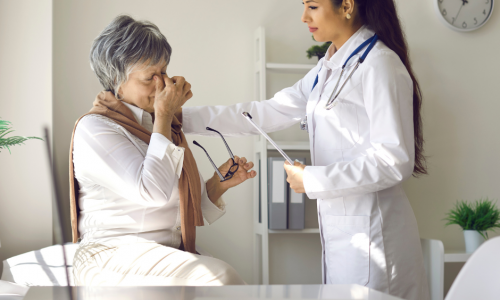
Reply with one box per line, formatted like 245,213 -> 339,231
73,242 -> 245,286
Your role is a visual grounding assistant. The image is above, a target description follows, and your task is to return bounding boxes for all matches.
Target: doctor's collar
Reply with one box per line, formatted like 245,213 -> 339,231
322,25 -> 372,70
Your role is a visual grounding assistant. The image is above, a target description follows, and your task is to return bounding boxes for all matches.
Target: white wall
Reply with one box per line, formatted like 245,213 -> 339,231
397,0 -> 500,294
50,0 -> 500,287
0,0 -> 53,276
399,0 -> 500,250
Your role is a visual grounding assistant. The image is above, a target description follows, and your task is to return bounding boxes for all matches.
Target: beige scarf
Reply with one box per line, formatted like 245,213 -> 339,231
69,91 -> 203,253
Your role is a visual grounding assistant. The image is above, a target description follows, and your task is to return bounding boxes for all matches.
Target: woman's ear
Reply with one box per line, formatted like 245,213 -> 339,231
116,86 -> 124,100
343,0 -> 355,15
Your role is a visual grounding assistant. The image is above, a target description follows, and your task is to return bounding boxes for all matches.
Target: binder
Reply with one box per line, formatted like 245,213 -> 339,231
258,158 -> 262,223
267,157 -> 288,229
288,157 -> 306,229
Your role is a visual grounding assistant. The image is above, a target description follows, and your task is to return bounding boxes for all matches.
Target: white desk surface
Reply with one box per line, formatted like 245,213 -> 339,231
444,250 -> 472,263
23,284 -> 403,300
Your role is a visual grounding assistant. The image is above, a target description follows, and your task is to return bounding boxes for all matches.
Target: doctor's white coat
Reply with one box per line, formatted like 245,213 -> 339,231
182,26 -> 430,300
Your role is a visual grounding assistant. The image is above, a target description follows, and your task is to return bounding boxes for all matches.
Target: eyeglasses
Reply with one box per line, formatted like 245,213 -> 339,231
193,127 -> 239,182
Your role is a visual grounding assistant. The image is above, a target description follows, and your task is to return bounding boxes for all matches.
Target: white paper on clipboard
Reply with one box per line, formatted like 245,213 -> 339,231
241,112 -> 294,165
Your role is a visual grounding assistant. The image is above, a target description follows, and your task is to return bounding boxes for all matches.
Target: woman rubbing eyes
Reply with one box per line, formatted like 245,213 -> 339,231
69,15 -> 256,286
177,0 -> 429,299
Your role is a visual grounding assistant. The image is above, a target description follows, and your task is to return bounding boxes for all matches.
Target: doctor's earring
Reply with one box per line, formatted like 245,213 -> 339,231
346,13 -> 352,20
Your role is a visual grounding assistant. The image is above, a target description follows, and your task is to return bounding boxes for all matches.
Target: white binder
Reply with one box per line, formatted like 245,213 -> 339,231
288,157 -> 306,229
267,157 -> 288,229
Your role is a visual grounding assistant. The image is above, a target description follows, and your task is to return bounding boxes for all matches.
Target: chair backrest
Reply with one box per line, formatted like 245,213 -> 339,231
445,236 -> 500,300
421,238 -> 444,300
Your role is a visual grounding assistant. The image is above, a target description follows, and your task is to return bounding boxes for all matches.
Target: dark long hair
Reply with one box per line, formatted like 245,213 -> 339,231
332,0 -> 427,176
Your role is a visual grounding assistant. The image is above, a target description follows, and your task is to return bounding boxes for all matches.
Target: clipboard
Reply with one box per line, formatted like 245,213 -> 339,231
241,112 -> 294,165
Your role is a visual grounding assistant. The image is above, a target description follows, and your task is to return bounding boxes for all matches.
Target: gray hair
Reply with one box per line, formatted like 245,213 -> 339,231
90,15 -> 172,98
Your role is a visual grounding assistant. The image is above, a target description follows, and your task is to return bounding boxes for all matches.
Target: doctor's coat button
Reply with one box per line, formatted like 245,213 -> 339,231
176,226 -> 181,230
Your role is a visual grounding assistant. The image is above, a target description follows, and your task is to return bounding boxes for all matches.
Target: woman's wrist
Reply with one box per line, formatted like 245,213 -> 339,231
153,113 -> 173,141
175,107 -> 183,123
206,174 -> 228,204
155,109 -> 175,119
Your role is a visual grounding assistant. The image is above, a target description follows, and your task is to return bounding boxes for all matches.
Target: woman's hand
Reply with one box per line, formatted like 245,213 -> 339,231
218,156 -> 257,190
153,75 -> 192,141
153,75 -> 193,118
284,161 -> 306,193
205,156 -> 257,204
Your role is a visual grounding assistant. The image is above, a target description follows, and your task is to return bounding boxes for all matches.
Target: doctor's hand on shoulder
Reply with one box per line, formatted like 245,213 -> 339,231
284,161 -> 306,194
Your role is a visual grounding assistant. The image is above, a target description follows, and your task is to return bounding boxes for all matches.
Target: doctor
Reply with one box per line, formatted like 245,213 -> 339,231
180,0 -> 429,299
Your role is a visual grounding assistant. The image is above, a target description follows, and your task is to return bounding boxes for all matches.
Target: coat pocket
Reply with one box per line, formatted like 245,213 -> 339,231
323,215 -> 370,285
338,101 -> 360,149
317,100 -> 360,151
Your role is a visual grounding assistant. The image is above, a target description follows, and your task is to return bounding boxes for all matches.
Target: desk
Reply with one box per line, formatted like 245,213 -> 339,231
23,285 -> 403,300
444,251 -> 472,263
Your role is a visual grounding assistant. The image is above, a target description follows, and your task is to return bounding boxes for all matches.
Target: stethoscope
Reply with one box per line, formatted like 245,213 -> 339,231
300,34 -> 378,132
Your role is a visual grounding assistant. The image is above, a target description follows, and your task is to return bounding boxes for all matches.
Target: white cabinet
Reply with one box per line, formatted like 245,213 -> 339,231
252,27 -> 320,285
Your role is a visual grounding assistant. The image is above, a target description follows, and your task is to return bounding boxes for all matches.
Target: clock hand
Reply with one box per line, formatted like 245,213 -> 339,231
453,0 -> 468,24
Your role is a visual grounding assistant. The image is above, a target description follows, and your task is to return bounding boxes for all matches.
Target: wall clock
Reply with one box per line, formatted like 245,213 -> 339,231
435,0 -> 494,31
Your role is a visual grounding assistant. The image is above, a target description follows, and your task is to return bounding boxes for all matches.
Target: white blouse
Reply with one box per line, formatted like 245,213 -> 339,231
72,102 -> 225,247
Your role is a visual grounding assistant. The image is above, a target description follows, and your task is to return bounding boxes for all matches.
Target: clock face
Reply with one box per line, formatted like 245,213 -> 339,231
436,0 -> 494,31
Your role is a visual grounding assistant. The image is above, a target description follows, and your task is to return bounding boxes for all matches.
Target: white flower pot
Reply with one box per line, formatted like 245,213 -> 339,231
463,230 -> 486,253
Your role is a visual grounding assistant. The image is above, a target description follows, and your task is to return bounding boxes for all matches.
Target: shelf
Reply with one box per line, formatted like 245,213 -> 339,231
266,63 -> 316,73
444,251 -> 472,263
269,228 -> 320,234
253,27 -> 319,285
267,141 -> 310,150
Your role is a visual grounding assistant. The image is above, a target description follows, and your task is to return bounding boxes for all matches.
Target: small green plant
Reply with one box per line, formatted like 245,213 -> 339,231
306,35 -> 332,60
444,198 -> 500,239
0,118 -> 43,154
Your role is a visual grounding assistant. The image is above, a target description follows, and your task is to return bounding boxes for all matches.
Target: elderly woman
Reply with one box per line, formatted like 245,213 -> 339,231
69,15 -> 255,286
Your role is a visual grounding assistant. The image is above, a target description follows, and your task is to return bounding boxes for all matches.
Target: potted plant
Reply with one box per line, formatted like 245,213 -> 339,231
444,198 -> 500,253
306,36 -> 332,60
0,118 -> 42,153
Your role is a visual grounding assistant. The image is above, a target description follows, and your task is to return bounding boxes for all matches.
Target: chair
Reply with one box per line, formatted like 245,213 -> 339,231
1,244 -> 78,286
421,238 -> 445,300
445,236 -> 500,300
0,280 -> 29,300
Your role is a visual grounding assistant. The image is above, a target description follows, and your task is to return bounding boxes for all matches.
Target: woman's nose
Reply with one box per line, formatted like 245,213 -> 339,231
301,7 -> 309,23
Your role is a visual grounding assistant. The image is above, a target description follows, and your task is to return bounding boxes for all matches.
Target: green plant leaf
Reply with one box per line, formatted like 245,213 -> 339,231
0,119 -> 11,130
306,36 -> 332,60
0,129 -> 14,139
0,118 -> 43,153
443,198 -> 500,238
